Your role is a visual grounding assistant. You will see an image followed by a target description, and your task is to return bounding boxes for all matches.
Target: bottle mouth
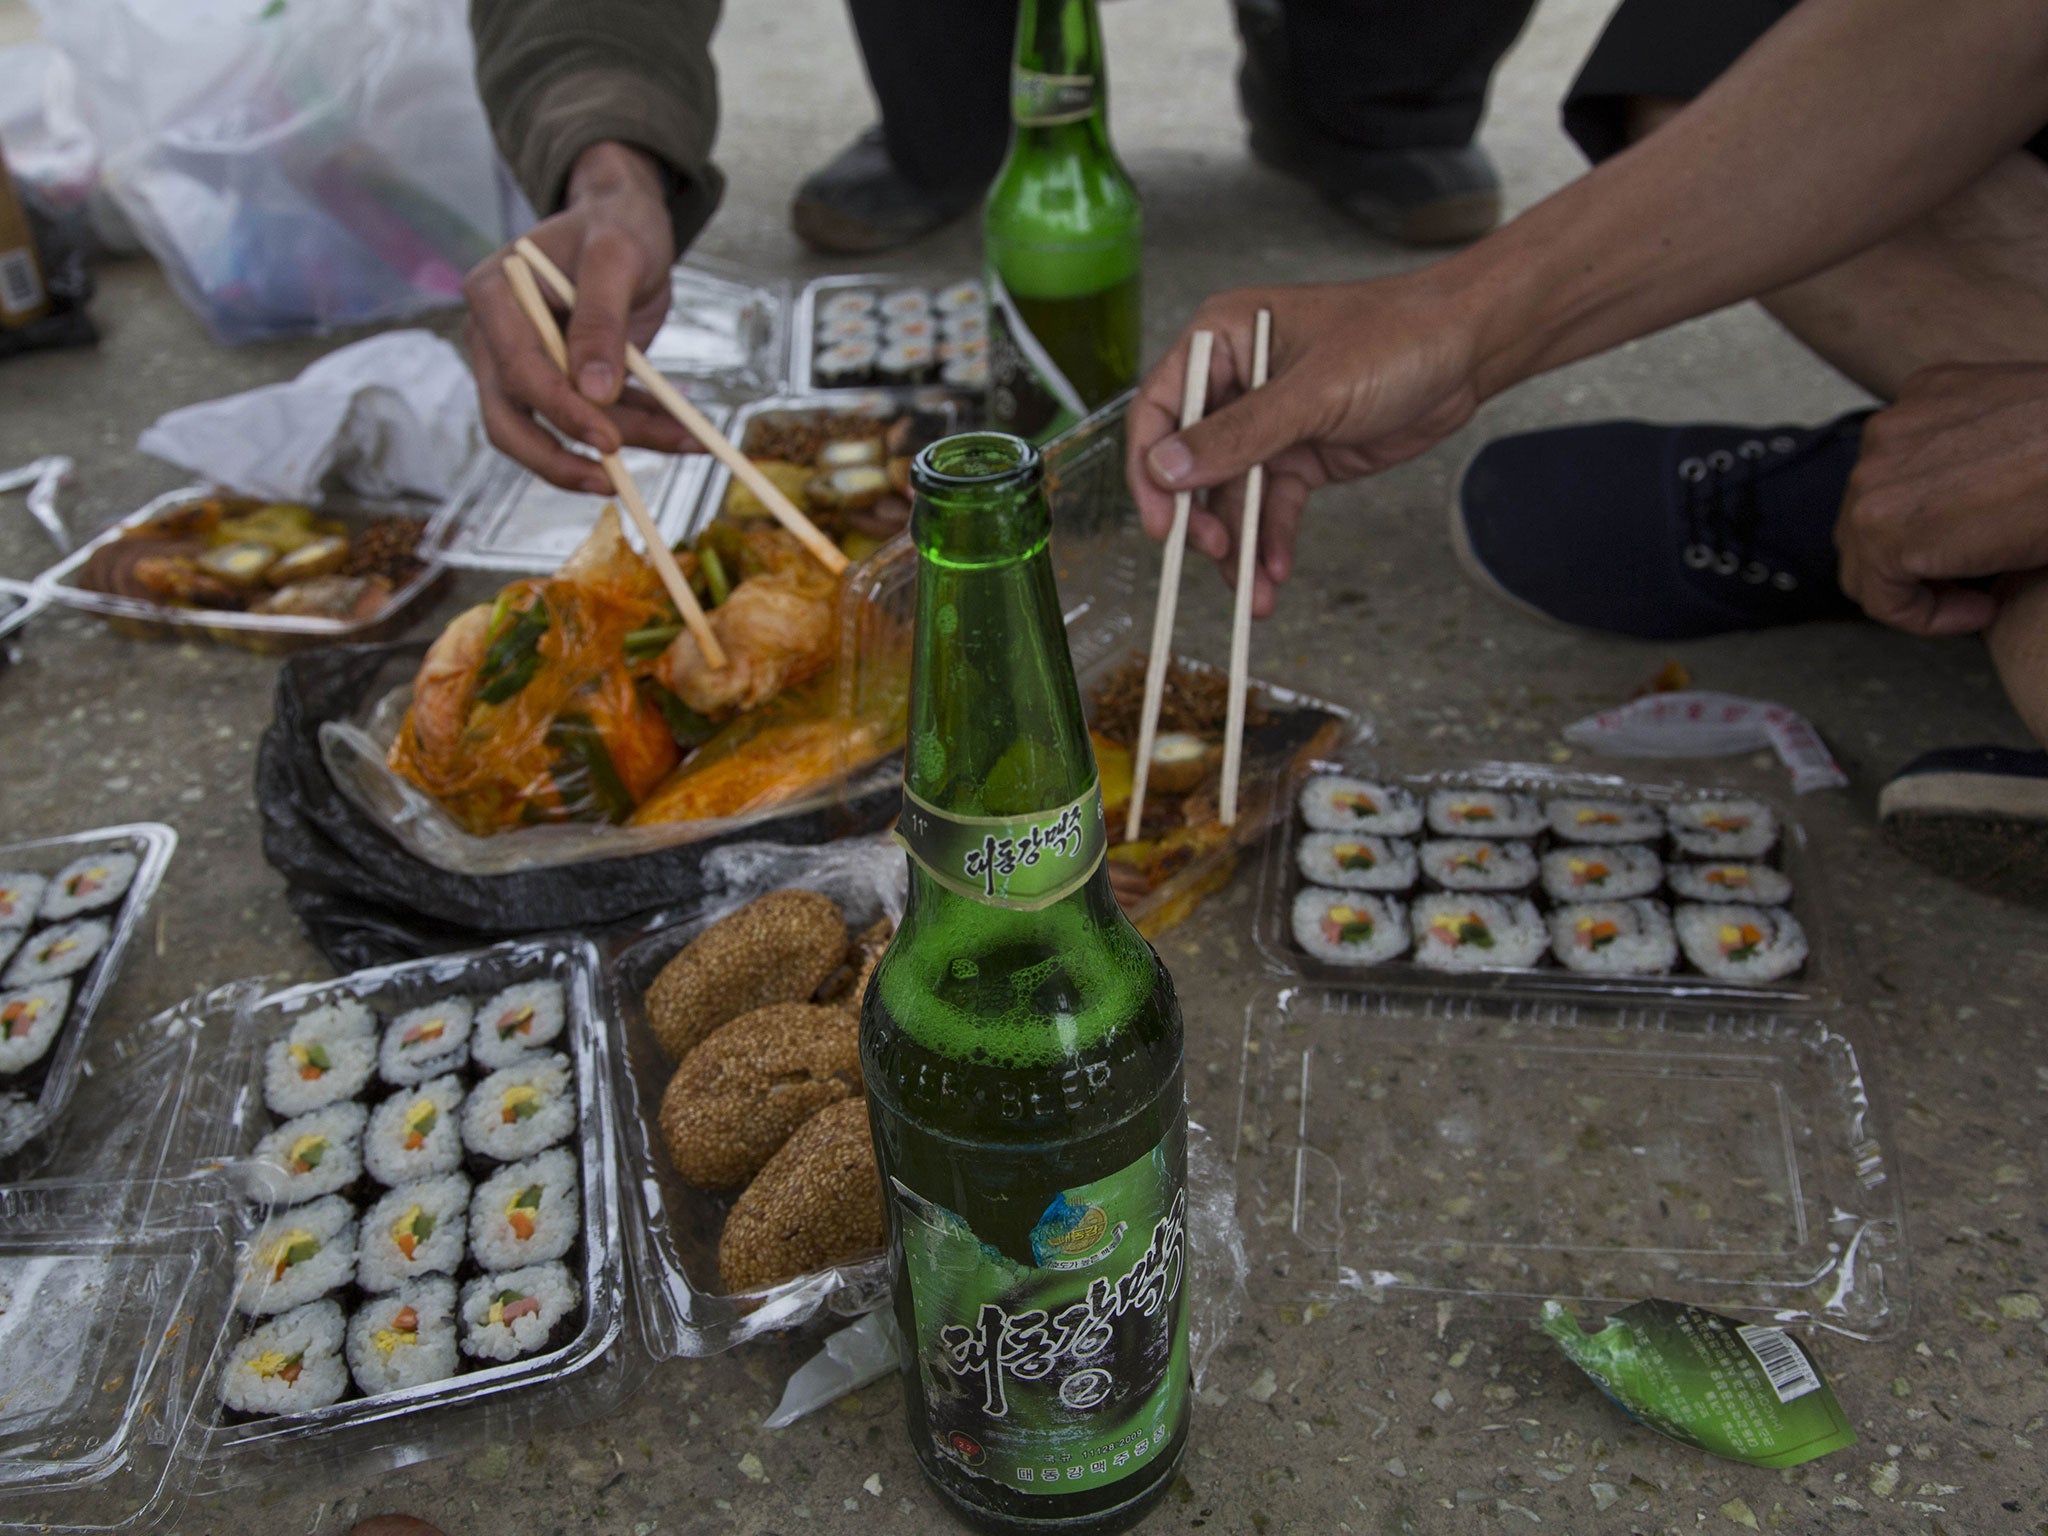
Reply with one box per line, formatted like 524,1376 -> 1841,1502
912,432 -> 1042,495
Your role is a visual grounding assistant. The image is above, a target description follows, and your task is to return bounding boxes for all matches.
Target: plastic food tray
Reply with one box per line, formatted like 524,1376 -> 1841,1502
1254,757 -> 1839,1009
1233,987 -> 1903,1338
640,258 -> 790,401
0,577 -> 45,647
0,823 -> 178,1164
788,271 -> 982,397
603,839 -> 904,1356
32,489 -> 447,654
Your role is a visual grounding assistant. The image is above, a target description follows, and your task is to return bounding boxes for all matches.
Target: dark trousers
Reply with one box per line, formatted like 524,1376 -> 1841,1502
851,0 -> 1539,191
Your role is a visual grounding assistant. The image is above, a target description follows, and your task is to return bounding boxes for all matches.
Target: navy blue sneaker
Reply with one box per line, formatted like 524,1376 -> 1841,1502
1879,745 -> 2048,904
1452,413 -> 1872,639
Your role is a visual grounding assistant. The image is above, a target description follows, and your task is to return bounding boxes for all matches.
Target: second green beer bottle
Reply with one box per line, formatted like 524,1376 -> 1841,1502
985,0 -> 1143,443
861,433 -> 1190,1533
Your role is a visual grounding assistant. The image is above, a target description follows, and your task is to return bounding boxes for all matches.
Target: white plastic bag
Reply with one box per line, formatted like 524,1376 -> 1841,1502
32,0 -> 529,342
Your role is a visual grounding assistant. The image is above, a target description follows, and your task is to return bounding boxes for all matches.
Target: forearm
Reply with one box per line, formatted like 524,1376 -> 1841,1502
1450,0 -> 2048,399
471,0 -> 726,249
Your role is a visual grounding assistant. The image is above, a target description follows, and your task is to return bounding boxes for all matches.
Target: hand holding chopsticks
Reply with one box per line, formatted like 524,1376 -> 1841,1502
500,252 -> 728,672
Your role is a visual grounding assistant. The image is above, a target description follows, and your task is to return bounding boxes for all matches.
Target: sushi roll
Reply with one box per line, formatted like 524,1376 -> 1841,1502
884,316 -> 937,347
364,1074 -> 466,1187
938,335 -> 989,365
1294,832 -> 1418,892
1544,798 -> 1663,845
819,313 -> 880,345
1539,845 -> 1664,902
459,1262 -> 582,1364
1412,894 -> 1547,971
0,981 -> 70,1076
251,1103 -> 368,1206
472,980 -> 567,1071
358,1174 -> 471,1293
1667,862 -> 1793,905
878,288 -> 930,322
1299,777 -> 1424,836
940,314 -> 987,346
0,873 -> 48,929
236,1195 -> 357,1317
291,997 -> 377,1040
218,1300 -> 349,1415
1290,889 -> 1410,966
1425,789 -> 1546,839
0,928 -> 20,975
941,356 -> 990,392
347,1278 -> 459,1398
820,289 -> 876,323
1549,900 -> 1678,976
934,279 -> 986,317
1668,798 -> 1779,859
462,1053 -> 576,1163
1420,838 -> 1538,892
471,1148 -> 581,1270
263,1025 -> 377,1119
1675,904 -> 1809,982
38,851 -> 139,920
378,997 -> 473,1087
3,917 -> 109,988
877,341 -> 936,385
814,340 -> 876,388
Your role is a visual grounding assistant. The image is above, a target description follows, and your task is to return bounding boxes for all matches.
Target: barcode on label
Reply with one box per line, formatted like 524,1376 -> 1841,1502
0,248 -> 43,316
1737,1324 -> 1822,1404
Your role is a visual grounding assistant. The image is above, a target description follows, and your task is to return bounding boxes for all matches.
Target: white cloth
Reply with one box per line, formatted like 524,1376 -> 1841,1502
137,330 -> 480,502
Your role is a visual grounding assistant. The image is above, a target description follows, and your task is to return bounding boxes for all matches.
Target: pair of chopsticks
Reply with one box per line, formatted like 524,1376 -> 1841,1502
497,237 -> 850,672
1124,310 -> 1274,841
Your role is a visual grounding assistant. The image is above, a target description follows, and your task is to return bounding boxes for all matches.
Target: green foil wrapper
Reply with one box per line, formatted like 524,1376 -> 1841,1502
1542,1299 -> 1856,1470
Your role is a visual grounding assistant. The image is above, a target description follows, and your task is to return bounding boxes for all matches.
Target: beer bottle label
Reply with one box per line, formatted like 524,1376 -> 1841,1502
1012,69 -> 1097,127
893,1124 -> 1189,1497
895,782 -> 1107,911
987,272 -> 1087,443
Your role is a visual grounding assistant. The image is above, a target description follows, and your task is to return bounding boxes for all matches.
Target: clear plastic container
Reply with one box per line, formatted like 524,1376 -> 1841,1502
641,258 -> 791,400
31,489 -> 447,655
0,823 -> 178,1164
1256,757 -> 1839,1008
789,272 -> 983,397
0,577 -> 44,646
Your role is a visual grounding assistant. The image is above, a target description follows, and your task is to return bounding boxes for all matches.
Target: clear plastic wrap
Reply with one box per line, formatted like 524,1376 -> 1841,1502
641,259 -> 790,400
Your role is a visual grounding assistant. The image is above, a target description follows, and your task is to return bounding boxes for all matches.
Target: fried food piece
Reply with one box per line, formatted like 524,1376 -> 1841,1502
718,1099 -> 883,1292
659,1004 -> 862,1190
643,889 -> 848,1060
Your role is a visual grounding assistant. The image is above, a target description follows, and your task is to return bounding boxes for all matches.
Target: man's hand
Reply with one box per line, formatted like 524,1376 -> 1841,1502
1837,362 -> 2048,635
1125,271 -> 1487,617
464,141 -> 692,493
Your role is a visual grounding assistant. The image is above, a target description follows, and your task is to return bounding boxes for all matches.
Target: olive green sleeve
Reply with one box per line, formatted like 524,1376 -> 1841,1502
471,0 -> 726,252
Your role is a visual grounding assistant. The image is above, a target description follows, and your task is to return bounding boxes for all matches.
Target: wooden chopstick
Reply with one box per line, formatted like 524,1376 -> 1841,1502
1219,309 -> 1274,827
1124,328 -> 1216,845
501,252 -> 728,671
512,237 -> 849,577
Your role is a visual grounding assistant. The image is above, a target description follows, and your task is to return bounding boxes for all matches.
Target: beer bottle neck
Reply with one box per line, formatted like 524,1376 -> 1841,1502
1011,0 -> 1113,154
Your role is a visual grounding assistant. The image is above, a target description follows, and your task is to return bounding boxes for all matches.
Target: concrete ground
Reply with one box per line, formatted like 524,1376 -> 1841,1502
2,0 -> 2045,1532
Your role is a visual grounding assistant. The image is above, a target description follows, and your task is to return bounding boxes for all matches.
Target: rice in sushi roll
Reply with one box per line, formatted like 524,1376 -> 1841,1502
218,1300 -> 348,1415
3,918 -> 108,987
1295,832 -> 1418,892
1290,889 -> 1410,966
1300,777 -> 1424,836
1675,904 -> 1808,982
379,997 -> 473,1086
0,873 -> 47,929
347,1278 -> 459,1398
358,1174 -> 470,1293
1668,798 -> 1778,859
263,1025 -> 377,1119
934,279 -> 986,317
0,981 -> 70,1075
251,1103 -> 368,1206
1426,789 -> 1546,838
364,1075 -> 466,1187
814,341 -> 876,388
462,1053 -> 576,1163
1412,894 -> 1547,971
1544,798 -> 1663,845
1667,862 -> 1793,905
471,980 -> 567,1071
1421,838 -> 1538,892
1548,900 -> 1677,975
459,1263 -> 581,1364
237,1195 -> 357,1317
471,1149 -> 580,1270
819,313 -> 881,345
820,289 -> 876,323
878,288 -> 930,322
0,929 -> 21,976
1539,845 -> 1663,902
38,851 -> 138,920
291,997 -> 376,1040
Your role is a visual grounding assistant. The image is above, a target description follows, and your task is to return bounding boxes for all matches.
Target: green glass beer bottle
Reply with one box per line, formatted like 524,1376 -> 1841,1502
984,0 -> 1143,444
862,432 -> 1190,1533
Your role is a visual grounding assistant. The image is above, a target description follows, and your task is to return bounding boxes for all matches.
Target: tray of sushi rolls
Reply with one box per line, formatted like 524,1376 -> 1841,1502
0,823 -> 177,1161
1256,759 -> 1835,1005
792,273 -> 988,396
185,937 -> 634,1482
